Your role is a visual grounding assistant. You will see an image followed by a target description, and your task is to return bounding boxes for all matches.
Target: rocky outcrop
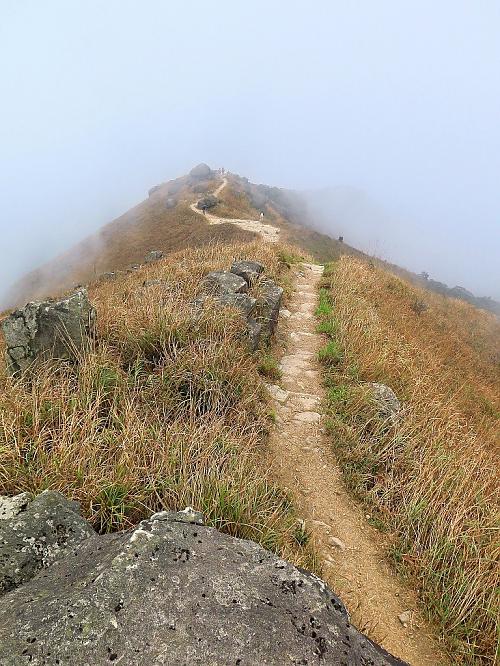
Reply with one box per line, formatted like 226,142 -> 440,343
198,263 -> 283,351
144,250 -> 164,263
230,260 -> 264,286
202,271 -> 248,296
0,491 -> 95,597
1,289 -> 96,375
165,197 -> 176,209
370,382 -> 401,421
189,163 -> 212,179
0,500 -> 406,665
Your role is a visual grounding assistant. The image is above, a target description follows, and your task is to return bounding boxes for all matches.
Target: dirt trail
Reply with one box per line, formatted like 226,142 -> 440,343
267,263 -> 448,666
190,177 -> 280,243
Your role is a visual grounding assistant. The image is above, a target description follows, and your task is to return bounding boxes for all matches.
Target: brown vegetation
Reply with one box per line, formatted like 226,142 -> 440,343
6,192 -> 255,308
0,241 -> 316,571
317,257 -> 500,664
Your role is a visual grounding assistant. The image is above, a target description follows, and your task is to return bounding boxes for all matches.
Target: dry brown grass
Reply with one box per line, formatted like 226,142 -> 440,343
6,195 -> 256,308
0,241 -> 317,571
317,257 -> 499,664
213,177 -> 263,220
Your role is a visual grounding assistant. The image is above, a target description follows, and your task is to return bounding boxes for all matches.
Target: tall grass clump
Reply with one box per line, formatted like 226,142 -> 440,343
0,240 -> 317,571
317,257 -> 500,664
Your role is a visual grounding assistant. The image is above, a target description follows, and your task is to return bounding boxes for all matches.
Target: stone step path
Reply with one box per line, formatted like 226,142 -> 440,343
267,263 -> 448,666
190,177 -> 280,243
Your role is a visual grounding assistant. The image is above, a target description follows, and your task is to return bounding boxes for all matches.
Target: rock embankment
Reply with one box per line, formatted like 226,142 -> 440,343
199,260 -> 283,350
0,492 -> 407,665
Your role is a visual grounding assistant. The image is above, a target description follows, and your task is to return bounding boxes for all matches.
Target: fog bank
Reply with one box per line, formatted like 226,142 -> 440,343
1,1 -> 499,305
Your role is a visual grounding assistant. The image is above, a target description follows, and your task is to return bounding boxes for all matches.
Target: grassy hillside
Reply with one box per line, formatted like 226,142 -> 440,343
5,177 -> 256,308
217,174 -> 369,264
316,256 -> 500,664
0,240 -> 316,570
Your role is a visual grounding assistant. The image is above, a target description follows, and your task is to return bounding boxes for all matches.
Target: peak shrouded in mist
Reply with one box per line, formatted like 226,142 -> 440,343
1,1 -> 499,307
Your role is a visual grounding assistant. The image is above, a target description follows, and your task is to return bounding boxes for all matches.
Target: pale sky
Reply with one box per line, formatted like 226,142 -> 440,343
1,0 -> 499,303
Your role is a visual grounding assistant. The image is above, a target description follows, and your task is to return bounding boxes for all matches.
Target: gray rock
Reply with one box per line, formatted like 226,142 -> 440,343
0,491 -> 94,597
189,163 -> 212,179
148,184 -> 162,197
0,512 -> 406,665
1,289 -> 96,375
370,383 -> 401,421
255,278 -> 284,342
165,197 -> 176,209
230,260 -> 265,285
196,194 -> 218,211
218,292 -> 256,317
247,317 -> 263,351
0,493 -> 30,520
144,250 -> 164,263
202,271 -> 248,296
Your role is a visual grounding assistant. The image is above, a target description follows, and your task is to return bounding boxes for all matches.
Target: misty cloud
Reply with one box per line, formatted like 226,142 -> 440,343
1,1 -> 499,306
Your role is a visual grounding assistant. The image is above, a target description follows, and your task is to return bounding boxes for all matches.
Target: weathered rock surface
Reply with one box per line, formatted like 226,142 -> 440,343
189,162 -> 212,179
370,382 -> 401,421
144,249 -> 164,263
1,289 -> 96,375
230,260 -> 265,285
217,292 -> 256,317
255,278 -> 284,342
199,266 -> 283,351
0,506 -> 406,665
202,271 -> 248,296
165,197 -> 176,209
0,491 -> 95,597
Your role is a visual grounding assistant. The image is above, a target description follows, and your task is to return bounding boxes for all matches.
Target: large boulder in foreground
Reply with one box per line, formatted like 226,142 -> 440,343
1,289 -> 96,375
0,491 -> 95,597
0,507 -> 406,665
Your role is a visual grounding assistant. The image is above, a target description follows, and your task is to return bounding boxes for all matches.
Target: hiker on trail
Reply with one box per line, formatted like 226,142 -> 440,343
260,212 -> 264,221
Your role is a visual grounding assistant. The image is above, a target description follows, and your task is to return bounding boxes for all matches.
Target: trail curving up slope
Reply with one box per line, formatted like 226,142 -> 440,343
190,177 -> 280,243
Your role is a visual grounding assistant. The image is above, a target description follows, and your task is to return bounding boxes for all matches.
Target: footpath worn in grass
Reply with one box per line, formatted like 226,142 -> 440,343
0,241 -> 317,571
316,257 -> 500,665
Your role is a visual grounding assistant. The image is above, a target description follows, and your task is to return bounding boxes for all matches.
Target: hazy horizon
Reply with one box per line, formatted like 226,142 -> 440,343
1,1 -> 499,305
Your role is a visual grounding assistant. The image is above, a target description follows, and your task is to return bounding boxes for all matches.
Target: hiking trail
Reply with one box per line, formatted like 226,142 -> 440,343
190,177 -> 280,243
192,176 -> 447,664
267,263 -> 448,665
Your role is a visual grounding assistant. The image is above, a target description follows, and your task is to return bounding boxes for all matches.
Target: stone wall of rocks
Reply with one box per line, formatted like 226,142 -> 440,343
199,260 -> 283,350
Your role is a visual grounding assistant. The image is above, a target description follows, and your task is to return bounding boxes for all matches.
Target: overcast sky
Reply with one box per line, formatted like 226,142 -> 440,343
1,0 -> 499,303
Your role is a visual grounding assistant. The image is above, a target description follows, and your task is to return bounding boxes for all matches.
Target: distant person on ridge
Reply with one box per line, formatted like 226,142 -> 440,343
260,212 -> 264,221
